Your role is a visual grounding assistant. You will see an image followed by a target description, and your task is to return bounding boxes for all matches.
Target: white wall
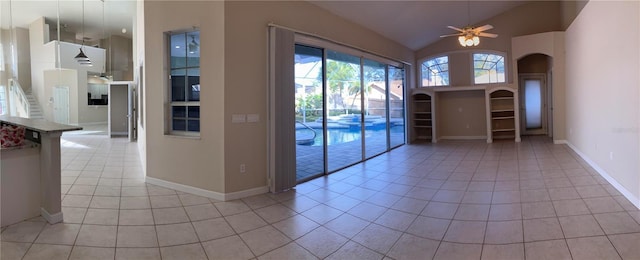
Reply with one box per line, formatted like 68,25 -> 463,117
565,1 -> 640,207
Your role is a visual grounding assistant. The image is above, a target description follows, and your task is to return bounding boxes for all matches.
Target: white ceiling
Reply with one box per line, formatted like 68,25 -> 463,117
1,0 -> 136,40
309,1 -> 530,50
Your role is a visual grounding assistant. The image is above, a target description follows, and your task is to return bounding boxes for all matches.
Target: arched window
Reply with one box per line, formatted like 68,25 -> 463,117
421,56 -> 449,87
473,53 -> 505,84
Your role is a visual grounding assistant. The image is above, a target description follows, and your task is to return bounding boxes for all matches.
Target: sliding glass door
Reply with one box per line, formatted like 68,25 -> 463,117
325,50 -> 363,172
294,43 -> 406,182
389,66 -> 405,148
294,45 -> 324,181
363,59 -> 388,158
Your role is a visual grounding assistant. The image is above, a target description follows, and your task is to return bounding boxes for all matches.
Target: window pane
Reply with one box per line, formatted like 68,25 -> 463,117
171,69 -> 186,101
170,34 -> 186,69
187,69 -> 200,101
525,80 -> 542,129
169,30 -> 200,134
421,56 -> 448,86
173,119 -> 186,131
474,53 -> 505,84
187,31 -> 200,67
187,120 -> 200,132
188,106 -> 200,118
172,106 -> 186,118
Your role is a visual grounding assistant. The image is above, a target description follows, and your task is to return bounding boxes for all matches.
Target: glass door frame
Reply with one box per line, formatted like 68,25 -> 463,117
388,65 -> 406,150
294,35 -> 407,182
519,73 -> 547,135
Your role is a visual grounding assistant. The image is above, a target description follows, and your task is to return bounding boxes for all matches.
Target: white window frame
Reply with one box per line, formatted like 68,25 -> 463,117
472,51 -> 507,85
167,30 -> 201,136
420,55 -> 450,87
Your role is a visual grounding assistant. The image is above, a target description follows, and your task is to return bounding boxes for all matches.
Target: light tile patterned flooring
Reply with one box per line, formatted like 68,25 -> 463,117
2,135 -> 640,259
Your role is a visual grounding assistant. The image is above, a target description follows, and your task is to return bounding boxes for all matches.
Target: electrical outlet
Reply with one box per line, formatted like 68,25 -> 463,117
240,164 -> 246,173
609,152 -> 613,160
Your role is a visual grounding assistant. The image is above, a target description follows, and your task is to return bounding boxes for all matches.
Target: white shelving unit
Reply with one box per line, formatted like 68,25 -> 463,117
486,88 -> 520,142
412,93 -> 433,142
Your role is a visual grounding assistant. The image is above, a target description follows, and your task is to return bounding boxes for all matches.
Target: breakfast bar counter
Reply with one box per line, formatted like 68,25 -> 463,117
1,116 -> 81,226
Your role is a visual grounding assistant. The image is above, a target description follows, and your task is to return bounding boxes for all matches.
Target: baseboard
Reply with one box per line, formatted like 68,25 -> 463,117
553,139 -> 568,144
565,142 -> 640,209
439,136 -> 487,140
145,176 -> 268,201
224,186 -> 270,201
40,208 -> 63,224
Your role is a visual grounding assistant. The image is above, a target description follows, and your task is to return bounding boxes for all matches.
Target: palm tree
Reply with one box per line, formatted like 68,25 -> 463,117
322,60 -> 360,114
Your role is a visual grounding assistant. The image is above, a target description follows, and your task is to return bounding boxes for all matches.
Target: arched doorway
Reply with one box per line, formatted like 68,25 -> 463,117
517,53 -> 553,136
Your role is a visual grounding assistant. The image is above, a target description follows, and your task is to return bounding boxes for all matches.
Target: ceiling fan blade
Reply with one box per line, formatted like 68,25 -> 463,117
440,33 -> 463,38
474,24 -> 494,32
447,26 -> 464,32
478,32 -> 498,38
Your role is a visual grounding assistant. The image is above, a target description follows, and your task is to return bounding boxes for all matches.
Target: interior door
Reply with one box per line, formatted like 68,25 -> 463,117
53,86 -> 69,124
519,75 -> 547,135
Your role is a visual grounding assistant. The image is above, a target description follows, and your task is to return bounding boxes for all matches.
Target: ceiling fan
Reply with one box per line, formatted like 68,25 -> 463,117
441,24 -> 498,47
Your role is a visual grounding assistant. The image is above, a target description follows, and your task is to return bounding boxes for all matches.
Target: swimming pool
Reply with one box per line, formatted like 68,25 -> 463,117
296,126 -> 404,146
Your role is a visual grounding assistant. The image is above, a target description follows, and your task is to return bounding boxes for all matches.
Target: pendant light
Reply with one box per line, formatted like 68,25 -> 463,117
75,0 -> 92,66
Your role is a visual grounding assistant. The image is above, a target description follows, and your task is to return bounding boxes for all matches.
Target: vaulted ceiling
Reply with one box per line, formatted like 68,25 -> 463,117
309,1 -> 531,50
3,0 -> 535,50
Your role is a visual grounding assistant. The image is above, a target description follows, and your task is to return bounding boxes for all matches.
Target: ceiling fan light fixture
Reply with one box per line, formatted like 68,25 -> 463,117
458,34 -> 480,47
458,36 -> 466,46
465,38 -> 474,46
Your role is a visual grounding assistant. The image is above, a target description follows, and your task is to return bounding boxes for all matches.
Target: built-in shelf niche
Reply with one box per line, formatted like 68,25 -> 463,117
488,88 -> 519,142
412,93 -> 433,142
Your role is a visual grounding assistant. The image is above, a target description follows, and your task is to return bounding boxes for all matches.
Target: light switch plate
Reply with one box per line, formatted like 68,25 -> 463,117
231,114 -> 246,123
247,114 -> 259,123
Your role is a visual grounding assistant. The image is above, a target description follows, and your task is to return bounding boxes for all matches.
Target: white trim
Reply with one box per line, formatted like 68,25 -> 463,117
146,176 -> 225,200
553,139 -> 567,144
40,208 -> 63,224
565,142 -> 640,209
439,135 -> 487,140
270,23 -> 410,66
145,176 -> 268,201
224,186 -> 270,201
